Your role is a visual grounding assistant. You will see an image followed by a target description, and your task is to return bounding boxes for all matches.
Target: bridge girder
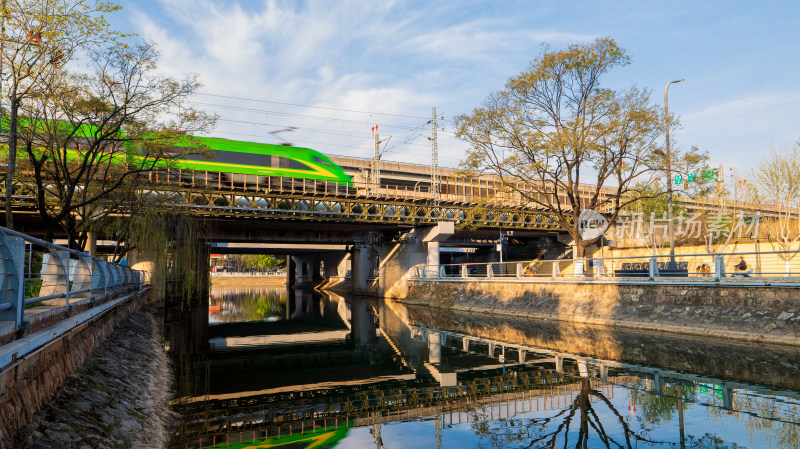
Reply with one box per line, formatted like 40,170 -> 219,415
137,186 -> 567,231
2,179 -> 567,232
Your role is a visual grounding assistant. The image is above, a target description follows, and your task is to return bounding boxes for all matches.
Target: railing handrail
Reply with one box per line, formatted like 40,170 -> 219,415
432,249 -> 800,268
0,226 -> 148,335
412,248 -> 800,282
0,225 -> 132,266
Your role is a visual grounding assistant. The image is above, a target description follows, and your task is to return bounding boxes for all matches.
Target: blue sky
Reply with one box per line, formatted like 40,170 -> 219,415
111,0 -> 800,176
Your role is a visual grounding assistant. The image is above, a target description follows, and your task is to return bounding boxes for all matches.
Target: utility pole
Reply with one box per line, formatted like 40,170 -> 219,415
664,79 -> 684,264
431,107 -> 439,205
371,124 -> 380,196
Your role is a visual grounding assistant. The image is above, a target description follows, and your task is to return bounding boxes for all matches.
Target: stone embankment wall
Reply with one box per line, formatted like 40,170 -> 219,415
405,280 -> 800,346
0,290 -> 160,448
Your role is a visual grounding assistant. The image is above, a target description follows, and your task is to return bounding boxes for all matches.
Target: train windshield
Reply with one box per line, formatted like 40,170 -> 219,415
313,155 -> 334,167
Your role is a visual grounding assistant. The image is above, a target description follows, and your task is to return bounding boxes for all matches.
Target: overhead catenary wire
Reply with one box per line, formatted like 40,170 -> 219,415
209,130 -> 465,162
193,92 -> 430,120
213,117 -> 467,152
188,95 -> 468,167
187,100 -> 428,130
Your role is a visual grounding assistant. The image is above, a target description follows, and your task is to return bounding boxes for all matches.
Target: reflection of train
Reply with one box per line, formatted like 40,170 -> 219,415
164,136 -> 353,184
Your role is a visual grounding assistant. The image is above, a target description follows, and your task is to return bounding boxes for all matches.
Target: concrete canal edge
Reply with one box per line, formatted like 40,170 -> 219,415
404,280 -> 800,346
0,289 -> 166,447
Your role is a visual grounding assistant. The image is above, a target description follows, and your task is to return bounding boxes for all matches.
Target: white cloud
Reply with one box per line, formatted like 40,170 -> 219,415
680,93 -> 800,170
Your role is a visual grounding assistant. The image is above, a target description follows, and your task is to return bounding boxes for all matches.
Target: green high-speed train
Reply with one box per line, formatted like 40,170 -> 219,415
163,136 -> 352,184
1,118 -> 353,185
177,137 -> 350,182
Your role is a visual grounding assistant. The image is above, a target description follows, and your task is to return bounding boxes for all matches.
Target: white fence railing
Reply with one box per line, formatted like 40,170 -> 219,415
412,250 -> 800,282
0,226 -> 146,331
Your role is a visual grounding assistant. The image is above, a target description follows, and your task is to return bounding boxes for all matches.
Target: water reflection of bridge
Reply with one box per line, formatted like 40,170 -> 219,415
170,291 -> 800,449
172,368 -> 585,448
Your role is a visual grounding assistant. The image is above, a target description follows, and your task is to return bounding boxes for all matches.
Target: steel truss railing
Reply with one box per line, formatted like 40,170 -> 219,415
0,171 -> 567,231
148,169 -> 567,230
412,249 -> 800,283
0,226 -> 145,331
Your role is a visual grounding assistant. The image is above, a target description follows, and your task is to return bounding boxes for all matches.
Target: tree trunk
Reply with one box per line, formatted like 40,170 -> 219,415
573,240 -> 586,258
577,378 -> 591,442
4,97 -> 18,229
572,235 -> 586,277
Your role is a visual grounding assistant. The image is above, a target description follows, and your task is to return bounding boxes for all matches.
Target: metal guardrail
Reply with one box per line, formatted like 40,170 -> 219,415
412,249 -> 800,283
0,226 -> 145,331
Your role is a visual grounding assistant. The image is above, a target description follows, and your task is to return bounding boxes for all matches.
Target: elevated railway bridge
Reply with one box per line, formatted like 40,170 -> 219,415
0,155 -> 784,299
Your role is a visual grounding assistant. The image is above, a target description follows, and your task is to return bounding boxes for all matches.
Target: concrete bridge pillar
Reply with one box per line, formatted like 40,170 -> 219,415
291,256 -> 307,283
426,241 -> 440,275
290,255 -> 322,285
320,251 -> 351,291
86,232 -> 97,257
428,332 -> 442,364
310,258 -> 322,281
297,257 -> 321,283
322,253 -> 347,278
352,244 -> 372,296
374,222 -> 454,298
128,248 -> 163,300
286,256 -> 296,286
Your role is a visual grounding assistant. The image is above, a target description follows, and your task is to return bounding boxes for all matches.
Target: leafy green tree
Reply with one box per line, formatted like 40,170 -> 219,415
625,181 -> 685,218
751,140 -> 800,265
456,38 -> 699,259
0,0 -> 124,229
238,254 -> 286,272
15,41 -> 214,246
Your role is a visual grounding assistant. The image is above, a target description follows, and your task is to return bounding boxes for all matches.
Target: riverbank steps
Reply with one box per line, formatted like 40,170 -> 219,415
12,307 -> 174,449
406,280 -> 800,346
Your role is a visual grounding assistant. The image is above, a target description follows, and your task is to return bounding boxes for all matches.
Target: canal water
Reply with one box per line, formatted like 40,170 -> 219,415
168,286 -> 800,448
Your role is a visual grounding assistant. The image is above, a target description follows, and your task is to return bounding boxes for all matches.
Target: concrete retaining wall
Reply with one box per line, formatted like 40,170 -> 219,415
405,280 -> 800,346
0,289 -> 151,447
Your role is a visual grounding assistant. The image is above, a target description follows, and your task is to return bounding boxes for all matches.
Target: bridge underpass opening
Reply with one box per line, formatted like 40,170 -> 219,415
209,242 -> 351,288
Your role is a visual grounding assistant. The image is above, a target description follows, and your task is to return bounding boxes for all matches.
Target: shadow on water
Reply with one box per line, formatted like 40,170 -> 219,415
167,287 -> 800,449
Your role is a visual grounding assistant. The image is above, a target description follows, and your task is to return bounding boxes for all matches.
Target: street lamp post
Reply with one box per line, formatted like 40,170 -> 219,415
498,231 -> 513,275
665,79 -> 684,264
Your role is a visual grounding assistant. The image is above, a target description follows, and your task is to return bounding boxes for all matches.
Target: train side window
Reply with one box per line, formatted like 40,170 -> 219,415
211,150 -> 269,166
277,157 -> 311,170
